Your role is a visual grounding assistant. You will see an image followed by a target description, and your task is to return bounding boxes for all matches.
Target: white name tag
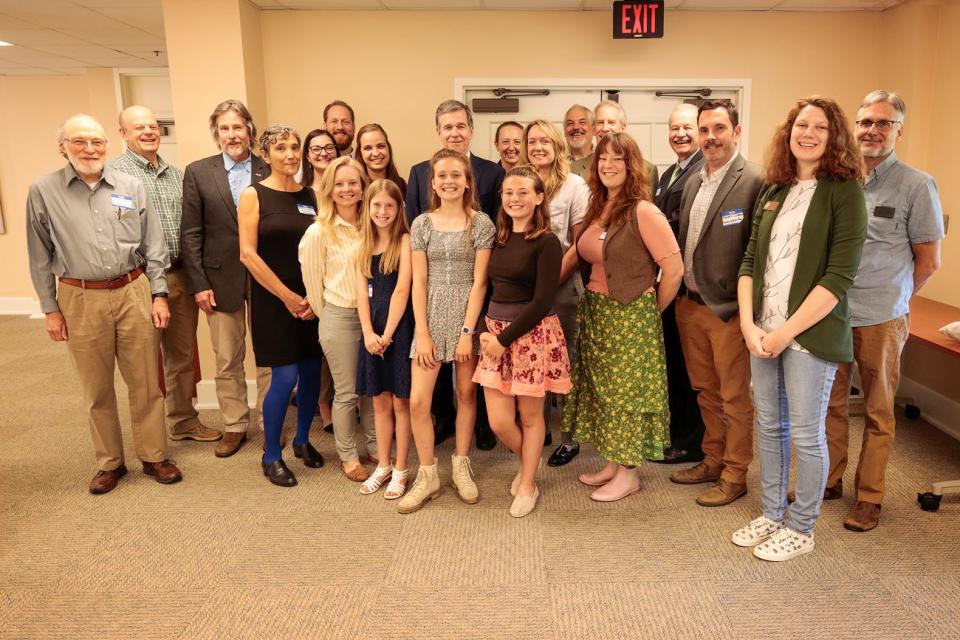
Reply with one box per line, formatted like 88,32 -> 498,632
721,208 -> 744,227
111,193 -> 134,209
598,227 -> 608,241
297,203 -> 316,216
655,187 -> 662,197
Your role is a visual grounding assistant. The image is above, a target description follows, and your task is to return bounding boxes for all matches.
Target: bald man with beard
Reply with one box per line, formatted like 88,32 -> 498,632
27,114 -> 183,494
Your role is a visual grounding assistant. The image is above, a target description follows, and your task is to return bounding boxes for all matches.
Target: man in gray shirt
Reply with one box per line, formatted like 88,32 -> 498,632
109,105 -> 221,446
825,90 -> 944,532
27,114 -> 183,494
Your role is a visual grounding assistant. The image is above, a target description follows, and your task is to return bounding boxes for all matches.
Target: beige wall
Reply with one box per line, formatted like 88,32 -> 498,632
0,71 -> 120,301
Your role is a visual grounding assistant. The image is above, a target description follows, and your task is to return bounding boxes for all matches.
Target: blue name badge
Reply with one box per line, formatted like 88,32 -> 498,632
297,203 -> 316,216
721,208 -> 744,227
111,193 -> 134,209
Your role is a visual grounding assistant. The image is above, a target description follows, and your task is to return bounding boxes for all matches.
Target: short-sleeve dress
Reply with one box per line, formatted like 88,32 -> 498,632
409,211 -> 496,362
356,252 -> 414,399
249,183 -> 322,367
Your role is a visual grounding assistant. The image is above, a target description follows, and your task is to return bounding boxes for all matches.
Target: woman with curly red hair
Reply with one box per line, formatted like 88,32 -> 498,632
734,96 -> 867,561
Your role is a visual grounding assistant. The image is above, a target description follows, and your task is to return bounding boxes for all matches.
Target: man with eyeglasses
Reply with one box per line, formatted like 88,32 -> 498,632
108,105 -> 221,447
821,90 -> 944,532
181,99 -> 271,458
27,114 -> 183,494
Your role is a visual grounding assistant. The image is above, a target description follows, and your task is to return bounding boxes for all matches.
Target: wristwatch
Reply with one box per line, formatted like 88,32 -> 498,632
461,326 -> 475,336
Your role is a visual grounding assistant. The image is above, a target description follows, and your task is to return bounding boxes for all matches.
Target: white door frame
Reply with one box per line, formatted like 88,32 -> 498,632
455,77 -> 753,160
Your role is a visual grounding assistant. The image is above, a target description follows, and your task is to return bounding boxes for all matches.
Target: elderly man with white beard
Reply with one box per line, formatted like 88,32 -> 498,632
27,113 -> 182,494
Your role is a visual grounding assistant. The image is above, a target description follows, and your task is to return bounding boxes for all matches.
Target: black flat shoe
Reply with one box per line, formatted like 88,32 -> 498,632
293,441 -> 325,468
543,430 -> 553,447
547,443 -> 579,467
653,447 -> 706,465
262,459 -> 297,487
475,421 -> 496,451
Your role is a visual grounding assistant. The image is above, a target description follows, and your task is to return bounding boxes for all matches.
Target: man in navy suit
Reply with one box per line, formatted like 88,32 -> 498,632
654,103 -> 707,466
405,100 -> 503,450
406,100 -> 504,222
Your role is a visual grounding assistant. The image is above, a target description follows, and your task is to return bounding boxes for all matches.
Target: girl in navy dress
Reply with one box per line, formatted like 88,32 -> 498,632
355,180 -> 414,499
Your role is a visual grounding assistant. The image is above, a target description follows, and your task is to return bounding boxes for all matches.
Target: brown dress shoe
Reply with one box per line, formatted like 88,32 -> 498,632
670,462 -> 722,485
142,460 -> 183,484
788,479 -> 843,504
169,421 -> 222,442
844,500 -> 881,532
696,479 -> 747,507
215,431 -> 247,458
89,465 -> 127,494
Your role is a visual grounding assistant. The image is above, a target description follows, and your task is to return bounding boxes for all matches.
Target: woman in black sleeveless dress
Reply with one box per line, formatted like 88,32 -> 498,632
238,125 -> 324,487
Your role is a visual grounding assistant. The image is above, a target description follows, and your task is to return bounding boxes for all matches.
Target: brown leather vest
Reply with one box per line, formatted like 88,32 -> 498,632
577,208 -> 658,306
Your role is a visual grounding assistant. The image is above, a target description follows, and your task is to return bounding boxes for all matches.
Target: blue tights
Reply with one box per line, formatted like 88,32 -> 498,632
262,358 -> 322,464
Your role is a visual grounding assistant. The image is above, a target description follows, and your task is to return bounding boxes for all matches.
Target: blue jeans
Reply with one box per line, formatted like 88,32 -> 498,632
750,348 -> 837,534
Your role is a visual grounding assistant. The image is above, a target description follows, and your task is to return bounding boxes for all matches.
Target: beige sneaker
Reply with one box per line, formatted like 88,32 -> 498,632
397,465 -> 441,514
451,455 -> 479,504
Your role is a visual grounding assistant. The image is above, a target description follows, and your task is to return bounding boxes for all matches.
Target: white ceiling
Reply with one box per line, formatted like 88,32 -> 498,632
0,0 -> 906,76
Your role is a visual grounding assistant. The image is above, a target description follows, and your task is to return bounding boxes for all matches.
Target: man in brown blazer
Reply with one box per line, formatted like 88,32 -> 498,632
670,100 -> 764,507
180,99 -> 270,457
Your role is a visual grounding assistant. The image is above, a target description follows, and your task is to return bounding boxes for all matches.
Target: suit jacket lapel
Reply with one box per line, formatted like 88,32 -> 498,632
678,173 -> 703,249
695,155 -> 744,252
252,155 -> 268,184
212,155 -> 237,217
669,150 -> 703,198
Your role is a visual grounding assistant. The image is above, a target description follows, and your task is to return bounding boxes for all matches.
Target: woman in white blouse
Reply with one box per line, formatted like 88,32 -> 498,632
521,119 -> 590,466
299,156 -> 377,482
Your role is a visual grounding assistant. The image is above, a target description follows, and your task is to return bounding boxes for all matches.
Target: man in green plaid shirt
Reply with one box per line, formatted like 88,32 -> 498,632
108,105 -> 221,444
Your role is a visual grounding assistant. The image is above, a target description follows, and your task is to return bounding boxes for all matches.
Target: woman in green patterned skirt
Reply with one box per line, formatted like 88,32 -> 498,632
561,132 -> 684,502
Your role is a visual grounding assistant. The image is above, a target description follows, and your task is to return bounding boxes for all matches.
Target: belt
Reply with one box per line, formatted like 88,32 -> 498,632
685,289 -> 706,305
59,267 -> 144,290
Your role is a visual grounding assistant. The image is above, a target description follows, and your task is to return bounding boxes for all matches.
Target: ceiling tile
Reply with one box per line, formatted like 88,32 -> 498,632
74,0 -> 160,7
0,28 -> 91,47
61,27 -> 164,47
382,0 -> 482,8
0,47 -> 88,66
87,6 -> 165,36
483,0 -> 581,9
676,0 -> 777,9
0,1 -> 112,29
0,67 -> 71,75
264,0 -> 384,8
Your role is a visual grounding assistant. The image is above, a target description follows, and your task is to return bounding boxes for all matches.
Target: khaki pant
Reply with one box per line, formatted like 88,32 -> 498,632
57,275 -> 167,471
675,297 -> 754,484
162,267 -> 200,434
825,314 -> 909,504
205,300 -> 270,433
318,303 -> 376,462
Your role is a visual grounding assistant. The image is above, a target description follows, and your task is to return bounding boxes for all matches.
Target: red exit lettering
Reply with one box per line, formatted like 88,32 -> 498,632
621,3 -> 658,35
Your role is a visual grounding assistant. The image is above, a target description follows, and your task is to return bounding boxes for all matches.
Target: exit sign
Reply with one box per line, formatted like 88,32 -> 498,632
613,1 -> 664,39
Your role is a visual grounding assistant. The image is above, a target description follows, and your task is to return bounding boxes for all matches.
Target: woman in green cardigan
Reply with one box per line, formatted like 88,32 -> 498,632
734,96 -> 867,562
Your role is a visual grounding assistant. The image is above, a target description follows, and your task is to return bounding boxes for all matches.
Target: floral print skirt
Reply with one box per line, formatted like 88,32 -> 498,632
472,314 -> 572,398
561,290 -> 670,466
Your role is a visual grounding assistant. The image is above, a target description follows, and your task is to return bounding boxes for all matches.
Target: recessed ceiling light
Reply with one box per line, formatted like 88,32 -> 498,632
0,40 -> 13,46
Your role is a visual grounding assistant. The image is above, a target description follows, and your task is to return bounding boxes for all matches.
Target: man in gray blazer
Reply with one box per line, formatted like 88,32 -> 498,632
181,99 -> 270,458
670,100 -> 764,507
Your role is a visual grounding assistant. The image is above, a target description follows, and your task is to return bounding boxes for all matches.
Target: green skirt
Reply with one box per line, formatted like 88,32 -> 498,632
561,289 -> 669,465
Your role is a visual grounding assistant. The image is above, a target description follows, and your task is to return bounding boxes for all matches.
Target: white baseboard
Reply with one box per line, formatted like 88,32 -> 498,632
898,376 -> 960,441
0,297 -> 43,318
195,379 -> 258,410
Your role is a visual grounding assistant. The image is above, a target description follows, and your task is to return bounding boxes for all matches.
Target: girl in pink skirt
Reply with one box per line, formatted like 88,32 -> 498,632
473,165 -> 572,518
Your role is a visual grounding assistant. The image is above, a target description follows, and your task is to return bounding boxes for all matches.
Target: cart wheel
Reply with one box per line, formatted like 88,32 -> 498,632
905,404 -> 921,420
917,492 -> 942,512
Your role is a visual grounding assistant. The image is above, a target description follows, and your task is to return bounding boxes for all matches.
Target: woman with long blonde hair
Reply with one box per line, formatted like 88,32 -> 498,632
521,119 -> 590,466
299,156 -> 377,483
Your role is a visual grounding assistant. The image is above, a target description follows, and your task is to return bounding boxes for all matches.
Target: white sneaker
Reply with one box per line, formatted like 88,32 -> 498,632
753,528 -> 815,562
732,516 -> 783,547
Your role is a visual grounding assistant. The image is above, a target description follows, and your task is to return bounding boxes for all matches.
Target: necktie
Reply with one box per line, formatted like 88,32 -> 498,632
666,164 -> 682,189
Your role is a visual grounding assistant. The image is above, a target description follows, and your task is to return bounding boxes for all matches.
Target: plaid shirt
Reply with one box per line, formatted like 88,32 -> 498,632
108,148 -> 184,261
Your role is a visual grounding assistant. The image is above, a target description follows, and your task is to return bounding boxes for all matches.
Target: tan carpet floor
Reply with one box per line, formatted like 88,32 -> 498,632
1,315 -> 959,639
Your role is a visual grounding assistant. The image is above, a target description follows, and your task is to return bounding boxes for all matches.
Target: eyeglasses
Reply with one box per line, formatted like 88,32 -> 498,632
308,144 -> 337,156
66,137 -> 106,150
855,119 -> 902,132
